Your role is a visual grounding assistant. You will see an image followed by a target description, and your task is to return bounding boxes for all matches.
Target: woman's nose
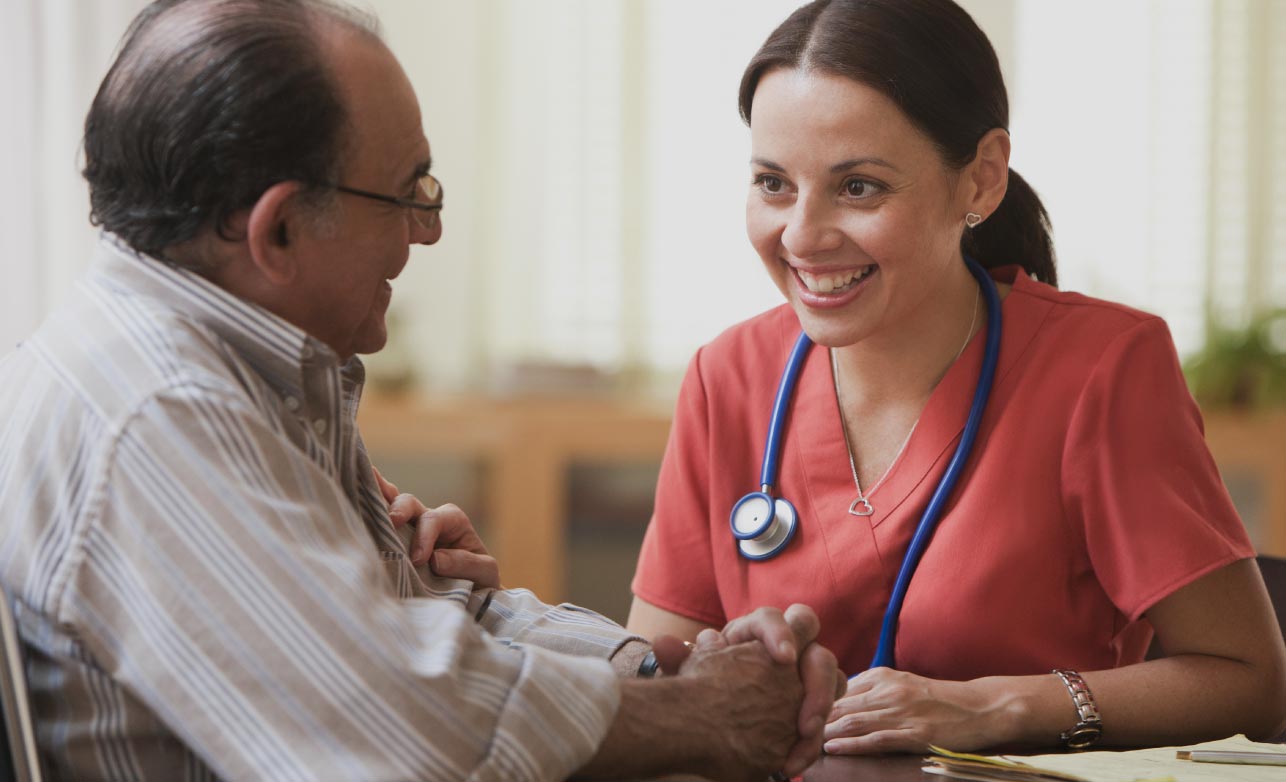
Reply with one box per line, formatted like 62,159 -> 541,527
781,197 -> 842,259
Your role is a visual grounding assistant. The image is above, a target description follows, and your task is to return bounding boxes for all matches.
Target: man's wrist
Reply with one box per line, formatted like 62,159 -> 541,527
609,639 -> 654,678
578,677 -> 709,778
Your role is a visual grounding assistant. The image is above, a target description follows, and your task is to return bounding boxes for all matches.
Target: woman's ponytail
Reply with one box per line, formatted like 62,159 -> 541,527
964,168 -> 1057,286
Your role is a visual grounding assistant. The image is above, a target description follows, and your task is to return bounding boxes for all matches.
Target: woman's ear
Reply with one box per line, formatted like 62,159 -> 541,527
965,128 -> 1011,220
245,181 -> 307,287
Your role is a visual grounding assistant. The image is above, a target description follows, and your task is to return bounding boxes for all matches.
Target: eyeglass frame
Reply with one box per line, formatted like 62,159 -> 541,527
325,173 -> 443,231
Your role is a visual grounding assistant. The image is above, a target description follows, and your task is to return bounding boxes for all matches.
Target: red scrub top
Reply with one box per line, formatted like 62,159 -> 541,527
632,267 -> 1254,678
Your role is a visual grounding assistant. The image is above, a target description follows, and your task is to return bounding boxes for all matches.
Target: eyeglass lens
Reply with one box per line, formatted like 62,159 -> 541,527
414,175 -> 443,231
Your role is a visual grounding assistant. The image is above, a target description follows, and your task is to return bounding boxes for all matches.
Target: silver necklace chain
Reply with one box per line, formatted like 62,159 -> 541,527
831,284 -> 979,517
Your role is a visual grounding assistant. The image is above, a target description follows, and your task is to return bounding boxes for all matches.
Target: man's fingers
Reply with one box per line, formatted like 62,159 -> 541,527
389,493 -> 428,528
797,643 -> 839,738
694,627 -> 726,650
428,550 -> 500,589
782,603 -> 820,649
410,511 -> 447,563
781,731 -> 825,778
722,607 -> 796,664
372,467 -> 399,504
651,634 -> 695,675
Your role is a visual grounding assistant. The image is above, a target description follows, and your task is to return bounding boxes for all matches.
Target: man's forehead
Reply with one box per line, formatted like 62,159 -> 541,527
324,28 -> 427,182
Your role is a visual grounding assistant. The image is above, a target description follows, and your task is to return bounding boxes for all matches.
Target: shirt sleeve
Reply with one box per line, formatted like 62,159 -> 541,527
61,384 -> 620,782
478,589 -> 644,661
1061,317 -> 1255,621
631,348 -> 727,626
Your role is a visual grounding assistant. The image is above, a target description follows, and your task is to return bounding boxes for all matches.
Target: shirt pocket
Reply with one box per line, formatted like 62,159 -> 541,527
380,550 -> 412,598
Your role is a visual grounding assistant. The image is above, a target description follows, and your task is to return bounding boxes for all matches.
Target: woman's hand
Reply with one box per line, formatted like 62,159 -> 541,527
373,467 -> 501,589
823,667 -> 1010,755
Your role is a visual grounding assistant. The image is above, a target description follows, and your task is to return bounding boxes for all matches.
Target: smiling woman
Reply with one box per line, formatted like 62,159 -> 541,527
628,0 -> 1286,758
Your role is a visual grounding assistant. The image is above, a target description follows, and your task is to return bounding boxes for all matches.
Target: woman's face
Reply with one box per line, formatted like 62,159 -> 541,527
746,68 -> 972,349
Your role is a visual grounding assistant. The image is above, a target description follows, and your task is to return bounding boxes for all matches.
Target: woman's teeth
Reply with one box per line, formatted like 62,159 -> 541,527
797,265 -> 875,294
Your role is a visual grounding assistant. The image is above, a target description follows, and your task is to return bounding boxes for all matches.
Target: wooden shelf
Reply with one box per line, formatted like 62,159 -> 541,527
358,395 -> 1286,599
357,393 -> 672,601
1202,410 -> 1286,557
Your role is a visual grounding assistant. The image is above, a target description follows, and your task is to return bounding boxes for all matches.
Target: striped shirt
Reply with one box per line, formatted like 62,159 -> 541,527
0,235 -> 639,781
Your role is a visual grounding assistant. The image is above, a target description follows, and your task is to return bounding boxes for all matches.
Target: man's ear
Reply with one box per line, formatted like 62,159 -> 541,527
245,181 -> 308,287
963,127 -> 1011,220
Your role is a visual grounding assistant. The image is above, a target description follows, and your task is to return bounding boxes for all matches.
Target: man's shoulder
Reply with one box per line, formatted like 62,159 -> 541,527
9,274 -> 259,430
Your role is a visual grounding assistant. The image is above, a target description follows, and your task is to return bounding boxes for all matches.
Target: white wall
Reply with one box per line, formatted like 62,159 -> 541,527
3,0 -> 1281,393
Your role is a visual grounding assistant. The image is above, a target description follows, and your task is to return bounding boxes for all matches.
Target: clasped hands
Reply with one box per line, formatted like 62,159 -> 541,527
376,469 -> 871,773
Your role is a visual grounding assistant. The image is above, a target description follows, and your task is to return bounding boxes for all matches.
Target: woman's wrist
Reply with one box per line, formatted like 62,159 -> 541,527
968,673 -> 1079,748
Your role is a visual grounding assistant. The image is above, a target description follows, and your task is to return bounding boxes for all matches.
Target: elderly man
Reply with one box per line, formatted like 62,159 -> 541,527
0,1 -> 841,780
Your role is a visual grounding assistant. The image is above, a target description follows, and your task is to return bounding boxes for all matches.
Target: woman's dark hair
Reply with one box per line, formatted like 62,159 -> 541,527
738,0 -> 1056,285
82,0 -> 378,270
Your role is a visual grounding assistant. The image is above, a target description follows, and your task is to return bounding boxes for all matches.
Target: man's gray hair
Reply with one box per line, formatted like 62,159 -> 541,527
83,0 -> 382,271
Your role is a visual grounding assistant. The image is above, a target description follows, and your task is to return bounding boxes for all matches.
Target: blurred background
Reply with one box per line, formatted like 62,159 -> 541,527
2,0 -> 1284,623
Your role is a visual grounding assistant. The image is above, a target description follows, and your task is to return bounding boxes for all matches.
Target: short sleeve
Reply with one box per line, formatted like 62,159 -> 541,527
631,349 -> 727,626
1061,317 -> 1254,621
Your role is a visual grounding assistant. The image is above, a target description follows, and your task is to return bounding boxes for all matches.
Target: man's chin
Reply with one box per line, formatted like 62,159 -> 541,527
350,320 -> 389,357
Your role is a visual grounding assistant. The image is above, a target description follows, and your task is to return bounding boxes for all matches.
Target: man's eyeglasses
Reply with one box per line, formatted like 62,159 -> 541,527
329,173 -> 443,231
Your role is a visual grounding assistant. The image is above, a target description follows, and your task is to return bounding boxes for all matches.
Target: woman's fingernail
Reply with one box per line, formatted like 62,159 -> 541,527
779,640 -> 795,659
410,545 -> 423,562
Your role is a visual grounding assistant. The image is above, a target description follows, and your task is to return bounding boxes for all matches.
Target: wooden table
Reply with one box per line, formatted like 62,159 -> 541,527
357,393 -> 673,600
654,754 -> 927,781
802,754 -> 926,781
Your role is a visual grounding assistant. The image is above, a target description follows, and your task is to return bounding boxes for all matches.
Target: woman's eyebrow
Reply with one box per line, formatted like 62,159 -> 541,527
750,157 -> 786,172
749,156 -> 901,173
830,157 -> 899,173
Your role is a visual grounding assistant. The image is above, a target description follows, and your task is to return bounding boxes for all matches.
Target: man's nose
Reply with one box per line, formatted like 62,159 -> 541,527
410,212 -> 440,246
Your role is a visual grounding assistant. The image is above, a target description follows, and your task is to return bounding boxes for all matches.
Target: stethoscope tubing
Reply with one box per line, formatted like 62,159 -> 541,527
760,331 -> 814,491
867,257 -> 1003,670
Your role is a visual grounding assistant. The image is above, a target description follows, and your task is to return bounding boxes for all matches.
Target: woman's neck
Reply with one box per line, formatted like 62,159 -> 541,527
832,266 -> 984,411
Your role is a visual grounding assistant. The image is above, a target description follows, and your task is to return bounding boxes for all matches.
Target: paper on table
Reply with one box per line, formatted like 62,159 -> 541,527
999,735 -> 1285,782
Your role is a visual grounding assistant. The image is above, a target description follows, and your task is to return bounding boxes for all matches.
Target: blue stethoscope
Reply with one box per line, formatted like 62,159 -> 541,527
728,256 -> 1002,669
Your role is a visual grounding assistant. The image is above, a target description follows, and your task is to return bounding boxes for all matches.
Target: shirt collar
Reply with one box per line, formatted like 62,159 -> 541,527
91,233 -> 363,398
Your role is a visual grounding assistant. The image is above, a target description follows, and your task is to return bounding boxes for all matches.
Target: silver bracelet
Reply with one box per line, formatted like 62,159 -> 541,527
1052,669 -> 1103,750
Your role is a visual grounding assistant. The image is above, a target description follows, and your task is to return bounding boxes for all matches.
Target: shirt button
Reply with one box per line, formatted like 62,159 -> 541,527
284,396 -> 300,412
302,345 -> 315,360
313,419 -> 328,436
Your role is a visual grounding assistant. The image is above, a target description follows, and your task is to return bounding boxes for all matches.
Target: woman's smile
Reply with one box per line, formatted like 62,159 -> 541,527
790,262 -> 879,309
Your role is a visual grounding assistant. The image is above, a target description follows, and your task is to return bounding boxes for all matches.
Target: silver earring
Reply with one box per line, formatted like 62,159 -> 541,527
965,212 -> 983,228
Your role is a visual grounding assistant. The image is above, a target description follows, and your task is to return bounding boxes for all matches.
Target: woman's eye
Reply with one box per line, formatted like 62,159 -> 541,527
754,174 -> 786,194
838,177 -> 889,200
843,178 -> 880,198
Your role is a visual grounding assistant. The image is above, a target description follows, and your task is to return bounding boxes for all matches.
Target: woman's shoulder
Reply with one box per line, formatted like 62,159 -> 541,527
1003,267 -> 1171,350
696,303 -> 801,368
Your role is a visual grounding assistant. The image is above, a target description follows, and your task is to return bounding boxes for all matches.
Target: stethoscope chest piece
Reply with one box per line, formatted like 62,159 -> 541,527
730,492 -> 798,560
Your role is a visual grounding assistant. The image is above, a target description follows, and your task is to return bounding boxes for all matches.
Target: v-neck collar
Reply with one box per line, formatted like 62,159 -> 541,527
783,266 -> 1048,530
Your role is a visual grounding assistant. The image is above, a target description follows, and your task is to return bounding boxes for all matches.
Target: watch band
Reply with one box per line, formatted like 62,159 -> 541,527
1052,669 -> 1103,750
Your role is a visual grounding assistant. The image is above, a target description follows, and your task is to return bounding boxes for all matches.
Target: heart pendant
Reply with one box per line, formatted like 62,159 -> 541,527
848,497 -> 874,517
